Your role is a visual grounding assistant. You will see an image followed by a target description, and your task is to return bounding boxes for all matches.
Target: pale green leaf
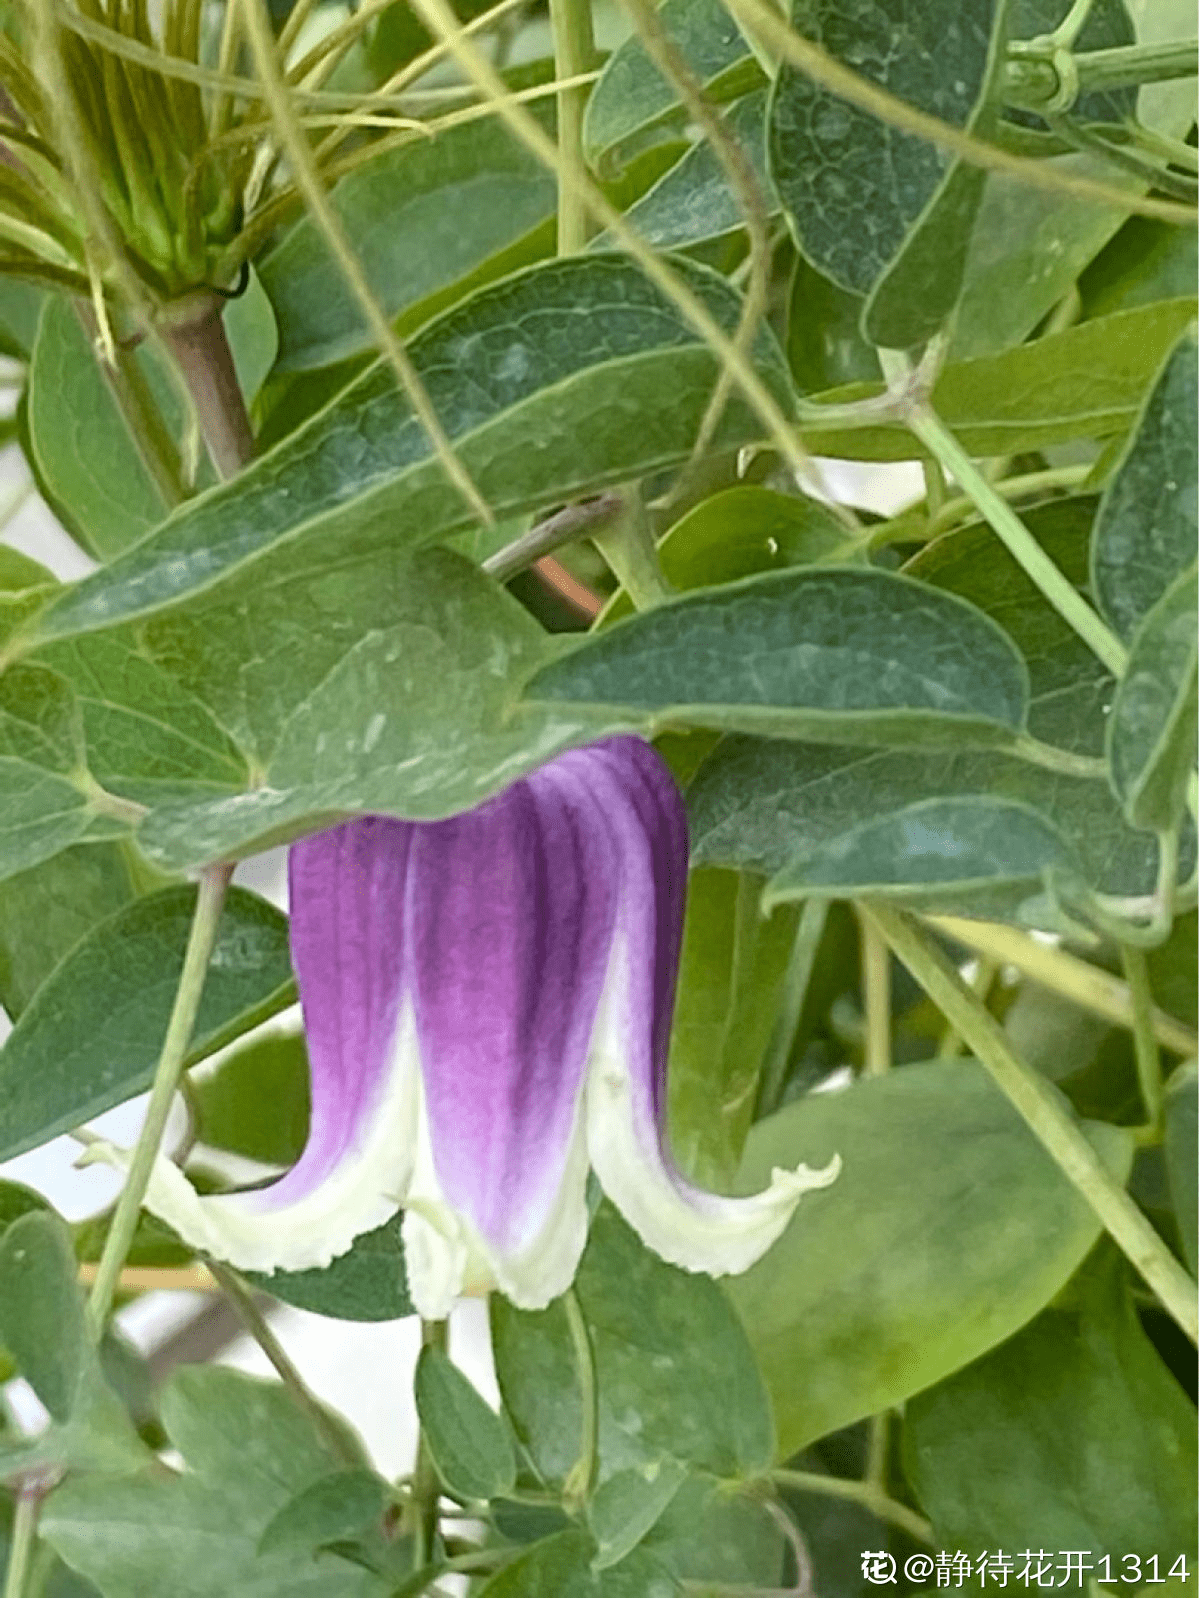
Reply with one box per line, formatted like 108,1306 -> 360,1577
731,1059 -> 1133,1456
414,1346 -> 516,1502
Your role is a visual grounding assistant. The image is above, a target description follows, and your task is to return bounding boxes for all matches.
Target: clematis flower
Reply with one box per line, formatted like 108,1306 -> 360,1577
108,737 -> 839,1317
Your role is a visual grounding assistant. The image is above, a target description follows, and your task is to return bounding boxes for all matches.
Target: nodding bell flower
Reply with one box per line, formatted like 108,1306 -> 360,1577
115,737 -> 839,1317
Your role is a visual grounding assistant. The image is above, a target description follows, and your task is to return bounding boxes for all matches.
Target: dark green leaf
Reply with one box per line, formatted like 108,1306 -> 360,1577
904,1255 -> 1198,1559
26,296 -> 171,560
607,91 -> 772,252
800,297 -> 1197,461
249,1212 -> 414,1322
260,117 -> 556,372
42,1368 -> 386,1598
0,886 -> 294,1160
0,842 -> 136,1019
1148,910 -> 1198,1028
768,0 -> 1004,347
475,1531 -> 600,1597
1164,1063 -> 1197,1276
0,278 -> 43,358
492,1205 -> 773,1486
1092,332 -> 1198,640
731,1058 -> 1133,1456
1080,216 -> 1199,322
588,1459 -> 688,1571
1107,564 -> 1198,832
413,1346 -> 516,1501
224,266 -> 278,404
528,566 -> 1029,748
192,1027 -> 310,1167
28,257 -> 791,644
583,0 -> 758,164
667,868 -> 800,1188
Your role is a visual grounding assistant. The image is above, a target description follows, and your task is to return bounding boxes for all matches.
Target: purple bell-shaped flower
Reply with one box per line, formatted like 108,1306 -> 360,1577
108,737 -> 838,1317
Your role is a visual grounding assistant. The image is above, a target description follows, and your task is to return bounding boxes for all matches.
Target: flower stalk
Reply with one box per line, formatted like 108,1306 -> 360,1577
84,863 -> 233,1337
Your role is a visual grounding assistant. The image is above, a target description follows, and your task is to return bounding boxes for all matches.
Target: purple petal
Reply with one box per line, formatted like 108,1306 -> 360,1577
407,755 -> 620,1271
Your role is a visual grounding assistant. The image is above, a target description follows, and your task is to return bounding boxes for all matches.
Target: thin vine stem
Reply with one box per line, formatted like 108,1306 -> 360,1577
2,1488 -> 39,1598
926,914 -> 1197,1057
857,907 -> 892,1076
593,489 -> 672,610
238,0 -> 494,530
1121,946 -> 1164,1136
549,0 -> 595,254
207,1261 -> 360,1464
562,1286 -> 599,1508
883,364 -> 1128,679
411,1319 -> 449,1567
865,903 -> 1199,1343
771,1467 -> 933,1545
85,863 -> 234,1338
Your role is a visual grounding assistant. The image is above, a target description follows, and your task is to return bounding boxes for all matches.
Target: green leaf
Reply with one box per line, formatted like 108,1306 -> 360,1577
26,296 -> 171,561
604,485 -> 856,628
192,1027 -> 310,1167
799,296 -> 1197,461
0,1211 -> 87,1422
1148,909 -> 1198,1028
224,266 -> 278,405
607,91 -> 772,253
1164,1063 -> 1197,1276
527,566 -> 1029,748
260,117 -> 556,372
0,1212 -> 147,1474
768,0 -> 1005,348
0,842 -> 136,1019
730,1058 -> 1133,1457
248,1212 -> 414,1322
0,662 -> 103,886
1080,216 -> 1199,322
583,0 -> 759,164
0,277 -> 43,358
413,1346 -> 516,1502
256,1469 -> 391,1559
1092,332 -> 1198,641
0,885 -> 294,1160
476,1531 -> 600,1597
97,547 -> 609,872
492,1205 -> 773,1486
686,501 -> 1188,924
1107,564 -> 1198,832
667,868 -> 800,1188
588,1459 -> 688,1572
42,1368 -> 387,1598
0,547 -> 54,592
29,256 -> 791,644
787,257 -> 881,394
37,628 -> 250,808
903,1254 -> 1198,1559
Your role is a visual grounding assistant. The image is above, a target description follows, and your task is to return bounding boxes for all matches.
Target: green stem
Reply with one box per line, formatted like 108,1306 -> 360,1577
857,906 -> 891,1076
889,375 -> 1128,678
937,957 -> 999,1058
1122,946 -> 1164,1135
865,903 -> 1199,1342
412,1319 -> 448,1568
2,1489 -> 39,1598
562,1287 -> 598,1509
594,490 -> 672,610
926,913 -> 1197,1057
481,493 -> 622,584
207,1261 -> 359,1464
1006,39 -> 1199,110
549,0 -> 595,255
771,1468 -> 933,1545
85,863 -> 233,1337
758,899 -> 828,1116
